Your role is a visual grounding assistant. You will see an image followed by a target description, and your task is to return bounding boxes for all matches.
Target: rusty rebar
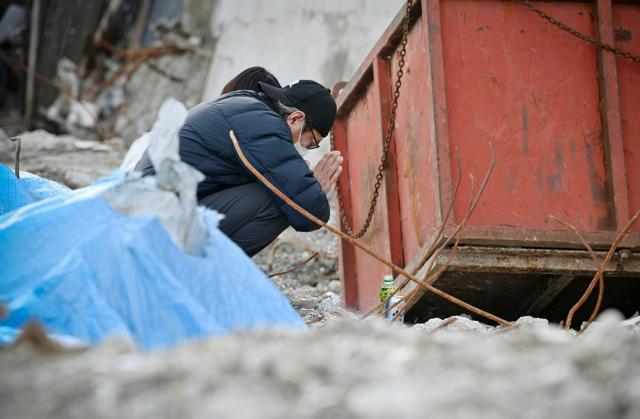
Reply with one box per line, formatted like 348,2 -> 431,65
431,317 -> 458,334
363,150 -> 464,319
387,171 -> 480,320
0,52 -> 71,98
408,150 -> 463,276
369,145 -> 494,320
146,61 -> 185,83
96,38 -> 194,60
229,130 -> 512,327
564,210 -> 640,330
268,252 -> 319,278
87,39 -> 194,98
267,239 -> 336,272
391,225 -> 466,321
548,215 -> 603,332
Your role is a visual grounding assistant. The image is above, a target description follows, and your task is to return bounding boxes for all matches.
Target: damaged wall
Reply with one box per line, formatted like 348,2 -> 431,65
204,0 -> 404,99
202,0 -> 404,164
96,0 -> 217,142
3,0 -> 404,150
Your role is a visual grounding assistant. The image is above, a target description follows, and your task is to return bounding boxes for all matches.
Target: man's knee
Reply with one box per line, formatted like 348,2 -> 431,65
199,183 -> 288,255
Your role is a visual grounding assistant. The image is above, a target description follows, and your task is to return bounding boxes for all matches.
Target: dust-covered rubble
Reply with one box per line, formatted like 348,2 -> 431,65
0,129 -> 126,188
253,225 -> 345,325
2,311 -> 640,419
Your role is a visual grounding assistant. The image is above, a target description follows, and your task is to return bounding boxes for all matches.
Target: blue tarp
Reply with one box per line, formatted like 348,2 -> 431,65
0,164 -> 71,214
0,165 -> 304,350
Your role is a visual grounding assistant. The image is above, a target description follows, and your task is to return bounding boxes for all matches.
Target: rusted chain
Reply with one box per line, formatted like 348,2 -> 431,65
229,130 -> 512,327
564,209 -> 640,330
268,252 -> 319,278
332,0 -> 413,238
522,0 -> 640,63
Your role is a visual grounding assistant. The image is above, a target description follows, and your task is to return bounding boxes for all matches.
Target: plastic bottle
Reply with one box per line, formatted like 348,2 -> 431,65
380,274 -> 403,321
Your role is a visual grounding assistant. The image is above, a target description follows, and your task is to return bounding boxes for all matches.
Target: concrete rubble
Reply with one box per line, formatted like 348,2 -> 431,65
2,310 -> 640,419
0,129 -> 126,188
253,225 -> 344,325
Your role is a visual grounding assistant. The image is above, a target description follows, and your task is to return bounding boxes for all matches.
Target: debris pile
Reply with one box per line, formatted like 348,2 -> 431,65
0,1 -> 213,144
254,226 -> 344,325
0,129 -> 125,187
2,311 -> 639,419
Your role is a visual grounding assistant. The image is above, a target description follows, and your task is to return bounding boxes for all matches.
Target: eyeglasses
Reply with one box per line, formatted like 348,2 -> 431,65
304,120 -> 320,149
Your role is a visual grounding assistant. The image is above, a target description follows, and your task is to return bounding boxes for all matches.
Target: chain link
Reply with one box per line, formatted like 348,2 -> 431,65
522,0 -> 640,63
331,0 -> 412,239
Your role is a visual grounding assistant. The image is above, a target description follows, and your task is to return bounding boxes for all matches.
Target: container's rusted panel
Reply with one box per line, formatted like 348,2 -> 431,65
339,76 -> 395,310
334,0 -> 640,313
598,0 -> 629,230
374,56 -> 405,272
614,5 -> 640,230
442,0 -> 611,231
333,119 -> 359,309
389,11 -> 440,265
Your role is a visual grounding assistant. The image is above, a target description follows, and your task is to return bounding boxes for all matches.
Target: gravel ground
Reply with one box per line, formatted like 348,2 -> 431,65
253,225 -> 344,325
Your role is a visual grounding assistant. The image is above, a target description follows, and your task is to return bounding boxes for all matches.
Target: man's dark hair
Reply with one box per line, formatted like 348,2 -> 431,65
221,66 -> 281,94
272,100 -> 298,119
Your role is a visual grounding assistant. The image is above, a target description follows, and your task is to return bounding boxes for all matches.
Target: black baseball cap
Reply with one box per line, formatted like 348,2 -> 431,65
258,79 -> 337,137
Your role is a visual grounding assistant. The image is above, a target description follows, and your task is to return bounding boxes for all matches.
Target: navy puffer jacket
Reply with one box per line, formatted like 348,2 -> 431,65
138,90 -> 329,231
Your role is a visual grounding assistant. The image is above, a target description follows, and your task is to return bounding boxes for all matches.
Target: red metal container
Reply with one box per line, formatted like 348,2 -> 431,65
332,0 -> 640,321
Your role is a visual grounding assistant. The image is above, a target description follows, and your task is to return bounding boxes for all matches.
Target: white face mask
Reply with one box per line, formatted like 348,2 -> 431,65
294,141 -> 309,157
293,119 -> 309,157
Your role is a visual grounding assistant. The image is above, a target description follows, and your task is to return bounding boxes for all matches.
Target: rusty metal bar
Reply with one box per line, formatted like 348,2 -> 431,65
434,246 -> 640,275
526,274 -> 576,316
442,225 -> 640,250
332,119 -> 359,309
596,0 -> 630,229
424,0 -> 454,230
373,54 -> 405,269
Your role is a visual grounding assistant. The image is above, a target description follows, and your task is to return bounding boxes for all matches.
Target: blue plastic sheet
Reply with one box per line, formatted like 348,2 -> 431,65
0,164 -> 70,215
0,168 -> 304,350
